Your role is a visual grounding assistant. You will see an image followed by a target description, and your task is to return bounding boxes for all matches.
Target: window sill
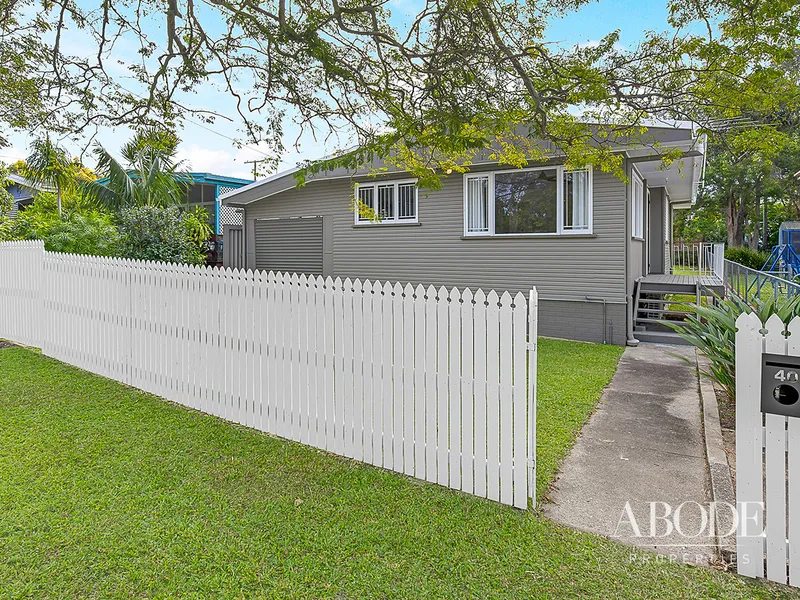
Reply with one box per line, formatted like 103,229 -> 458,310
632,236 -> 645,242
353,222 -> 422,228
461,233 -> 596,240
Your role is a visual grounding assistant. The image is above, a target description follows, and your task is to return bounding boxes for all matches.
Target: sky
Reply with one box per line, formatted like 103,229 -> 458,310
2,0 -> 679,181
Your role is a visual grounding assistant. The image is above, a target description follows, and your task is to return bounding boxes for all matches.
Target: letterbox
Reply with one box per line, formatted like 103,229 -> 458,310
761,353 -> 800,418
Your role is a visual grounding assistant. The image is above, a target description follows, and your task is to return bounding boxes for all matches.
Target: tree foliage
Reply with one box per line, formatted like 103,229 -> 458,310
116,205 -> 207,264
1,0 -> 798,180
0,193 -> 120,255
82,128 -> 192,209
23,138 -> 82,216
0,162 -> 14,213
676,114 -> 800,248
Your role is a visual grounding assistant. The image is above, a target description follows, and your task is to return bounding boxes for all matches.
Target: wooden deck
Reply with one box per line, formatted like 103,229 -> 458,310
641,273 -> 724,288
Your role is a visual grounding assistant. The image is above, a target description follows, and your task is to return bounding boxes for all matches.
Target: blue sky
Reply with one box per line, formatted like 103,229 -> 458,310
2,0 -> 679,180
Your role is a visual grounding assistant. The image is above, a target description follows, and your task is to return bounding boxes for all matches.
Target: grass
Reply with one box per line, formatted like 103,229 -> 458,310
727,273 -> 800,306
0,341 -> 795,598
671,265 -> 702,276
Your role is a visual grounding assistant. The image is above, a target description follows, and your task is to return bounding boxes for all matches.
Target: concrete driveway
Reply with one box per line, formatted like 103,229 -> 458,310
544,344 -> 717,565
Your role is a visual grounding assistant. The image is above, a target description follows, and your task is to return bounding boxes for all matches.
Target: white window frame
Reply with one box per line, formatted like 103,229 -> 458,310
463,165 -> 593,237
631,169 -> 645,239
354,179 -> 419,224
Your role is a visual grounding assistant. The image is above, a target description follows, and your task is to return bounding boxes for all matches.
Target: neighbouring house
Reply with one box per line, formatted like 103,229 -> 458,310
179,173 -> 253,265
177,173 -> 254,236
219,123 -> 710,346
95,172 -> 253,234
3,174 -> 53,218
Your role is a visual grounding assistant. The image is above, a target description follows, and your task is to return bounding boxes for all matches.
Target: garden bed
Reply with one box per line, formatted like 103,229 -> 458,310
714,380 -> 737,488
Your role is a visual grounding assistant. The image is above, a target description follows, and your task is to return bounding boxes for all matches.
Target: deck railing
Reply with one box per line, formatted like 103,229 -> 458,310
671,242 -> 725,279
724,259 -> 800,305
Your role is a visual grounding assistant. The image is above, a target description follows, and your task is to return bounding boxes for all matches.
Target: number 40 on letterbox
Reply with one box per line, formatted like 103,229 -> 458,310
762,353 -> 800,418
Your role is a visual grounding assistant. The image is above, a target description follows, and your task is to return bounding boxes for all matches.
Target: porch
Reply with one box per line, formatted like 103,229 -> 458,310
639,272 -> 725,295
634,247 -> 726,344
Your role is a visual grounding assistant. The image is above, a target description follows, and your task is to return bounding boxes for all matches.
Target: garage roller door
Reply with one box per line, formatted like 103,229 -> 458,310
254,217 -> 323,276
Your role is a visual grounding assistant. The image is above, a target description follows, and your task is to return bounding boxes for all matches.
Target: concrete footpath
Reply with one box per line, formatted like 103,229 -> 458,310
544,344 -> 717,565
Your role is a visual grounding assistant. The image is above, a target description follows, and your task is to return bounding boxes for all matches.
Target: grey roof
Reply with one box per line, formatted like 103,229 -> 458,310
6,174 -> 55,193
220,122 -> 706,207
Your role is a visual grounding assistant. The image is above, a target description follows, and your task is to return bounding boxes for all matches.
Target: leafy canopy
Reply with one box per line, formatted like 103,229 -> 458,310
0,162 -> 14,213
0,192 -> 120,256
0,1 -> 798,181
82,128 -> 193,210
116,205 -> 207,265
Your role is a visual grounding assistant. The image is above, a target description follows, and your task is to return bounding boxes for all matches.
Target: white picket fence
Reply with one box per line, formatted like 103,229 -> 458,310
0,241 -> 537,508
736,312 -> 800,586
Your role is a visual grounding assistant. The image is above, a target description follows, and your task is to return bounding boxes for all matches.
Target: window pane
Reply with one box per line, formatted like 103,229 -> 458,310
632,177 -> 644,237
466,176 -> 489,232
358,186 -> 374,222
495,170 -> 558,234
398,183 -> 416,219
564,169 -> 590,230
377,184 -> 394,219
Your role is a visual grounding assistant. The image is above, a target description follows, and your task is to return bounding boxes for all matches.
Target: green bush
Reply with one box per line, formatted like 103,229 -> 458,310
725,246 -> 769,270
668,294 -> 800,398
0,193 -> 119,256
116,205 -> 206,265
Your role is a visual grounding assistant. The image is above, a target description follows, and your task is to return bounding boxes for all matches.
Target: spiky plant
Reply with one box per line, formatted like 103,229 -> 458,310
667,294 -> 800,398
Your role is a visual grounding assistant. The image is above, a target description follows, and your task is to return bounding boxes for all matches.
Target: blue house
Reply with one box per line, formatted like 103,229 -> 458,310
182,173 -> 254,235
94,172 -> 253,234
3,174 -> 52,217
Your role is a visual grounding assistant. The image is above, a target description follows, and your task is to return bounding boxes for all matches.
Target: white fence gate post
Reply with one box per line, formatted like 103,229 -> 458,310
0,243 -> 539,510
736,312 -> 800,587
528,287 -> 539,507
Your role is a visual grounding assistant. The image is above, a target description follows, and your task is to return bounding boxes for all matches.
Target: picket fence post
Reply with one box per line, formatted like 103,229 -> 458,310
736,312 -> 800,588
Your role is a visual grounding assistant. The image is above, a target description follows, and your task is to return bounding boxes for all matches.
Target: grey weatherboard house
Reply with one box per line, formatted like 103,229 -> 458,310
220,123 -> 706,346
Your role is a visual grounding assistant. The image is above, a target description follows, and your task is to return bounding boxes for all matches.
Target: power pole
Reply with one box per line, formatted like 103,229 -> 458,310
244,159 -> 268,180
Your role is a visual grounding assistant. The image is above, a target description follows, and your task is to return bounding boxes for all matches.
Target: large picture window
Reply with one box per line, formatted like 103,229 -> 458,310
464,166 -> 592,236
355,180 -> 418,224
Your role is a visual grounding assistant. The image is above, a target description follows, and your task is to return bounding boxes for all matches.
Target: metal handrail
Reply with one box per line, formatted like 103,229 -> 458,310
724,259 -> 800,305
672,242 -> 718,276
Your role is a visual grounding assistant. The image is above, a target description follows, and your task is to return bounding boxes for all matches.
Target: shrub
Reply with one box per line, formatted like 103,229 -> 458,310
0,193 -> 119,256
725,246 -> 769,270
116,205 -> 206,265
668,294 -> 800,398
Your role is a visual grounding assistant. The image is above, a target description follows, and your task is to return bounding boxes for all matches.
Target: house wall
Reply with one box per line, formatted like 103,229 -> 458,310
241,165 -> 630,345
4,184 -> 35,218
8,184 -> 29,201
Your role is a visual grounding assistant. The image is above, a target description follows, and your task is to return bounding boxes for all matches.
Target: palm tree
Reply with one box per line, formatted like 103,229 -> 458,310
82,128 -> 193,210
24,138 -> 76,217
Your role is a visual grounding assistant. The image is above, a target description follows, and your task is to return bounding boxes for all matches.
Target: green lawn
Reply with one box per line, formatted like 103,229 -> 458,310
0,341 -> 794,598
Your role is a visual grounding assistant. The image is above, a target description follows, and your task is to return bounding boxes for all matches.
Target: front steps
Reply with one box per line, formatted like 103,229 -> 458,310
633,276 -> 721,345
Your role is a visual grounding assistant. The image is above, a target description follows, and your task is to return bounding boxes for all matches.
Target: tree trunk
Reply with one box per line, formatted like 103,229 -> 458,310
750,196 -> 760,250
57,186 -> 62,217
726,188 -> 746,246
